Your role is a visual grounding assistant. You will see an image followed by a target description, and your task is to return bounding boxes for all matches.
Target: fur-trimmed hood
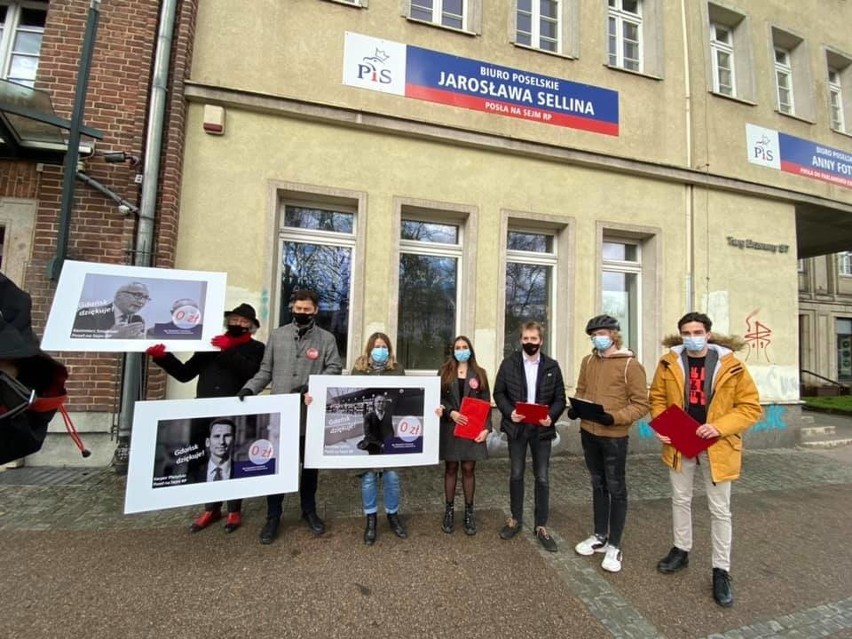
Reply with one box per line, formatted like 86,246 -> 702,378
661,333 -> 746,352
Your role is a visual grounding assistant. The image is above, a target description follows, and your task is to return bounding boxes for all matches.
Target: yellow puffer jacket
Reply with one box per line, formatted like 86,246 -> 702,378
649,336 -> 762,482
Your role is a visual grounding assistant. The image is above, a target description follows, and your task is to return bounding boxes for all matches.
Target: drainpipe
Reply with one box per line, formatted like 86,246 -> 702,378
680,0 -> 695,310
113,0 -> 179,473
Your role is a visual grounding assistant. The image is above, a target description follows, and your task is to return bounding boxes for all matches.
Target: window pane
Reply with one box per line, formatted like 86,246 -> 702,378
838,330 -> 852,381
602,241 -> 637,261
9,55 -> 38,81
518,0 -> 531,10
504,262 -> 552,358
602,270 -> 638,350
410,0 -> 433,21
280,242 -> 352,360
284,206 -> 354,233
508,231 -> 553,253
13,31 -> 42,55
20,8 -> 46,28
540,19 -> 558,41
539,0 -> 557,19
401,219 -> 458,244
398,254 -> 457,369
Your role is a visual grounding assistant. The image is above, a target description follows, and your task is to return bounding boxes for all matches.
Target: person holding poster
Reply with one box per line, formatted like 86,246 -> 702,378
238,289 -> 342,545
493,321 -> 566,552
649,312 -> 761,608
351,332 -> 408,545
146,303 -> 265,533
437,336 -> 491,536
569,315 -> 648,573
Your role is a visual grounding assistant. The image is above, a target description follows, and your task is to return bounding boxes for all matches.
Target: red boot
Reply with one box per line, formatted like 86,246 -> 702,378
224,512 -> 242,533
190,509 -> 222,533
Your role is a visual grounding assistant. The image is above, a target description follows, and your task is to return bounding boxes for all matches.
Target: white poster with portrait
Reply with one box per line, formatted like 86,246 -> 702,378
304,375 -> 440,469
41,260 -> 226,352
124,395 -> 300,514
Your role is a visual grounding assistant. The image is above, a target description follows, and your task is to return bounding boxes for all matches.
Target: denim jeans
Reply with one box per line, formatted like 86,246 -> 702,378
266,436 -> 318,518
361,470 -> 401,515
507,425 -> 552,528
580,429 -> 629,548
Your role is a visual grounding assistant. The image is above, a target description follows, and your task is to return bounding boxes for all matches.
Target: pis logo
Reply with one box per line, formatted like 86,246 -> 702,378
752,134 -> 774,162
357,48 -> 392,84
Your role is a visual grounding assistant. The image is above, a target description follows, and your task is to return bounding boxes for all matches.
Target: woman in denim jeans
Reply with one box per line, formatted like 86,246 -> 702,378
351,332 -> 408,545
569,315 -> 649,573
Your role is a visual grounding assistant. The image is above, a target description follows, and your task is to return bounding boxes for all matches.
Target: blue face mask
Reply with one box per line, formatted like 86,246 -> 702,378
592,336 -> 613,351
454,349 -> 471,363
371,347 -> 389,363
682,336 -> 707,353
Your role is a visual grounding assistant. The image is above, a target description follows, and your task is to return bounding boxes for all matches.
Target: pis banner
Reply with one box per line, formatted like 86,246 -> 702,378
343,32 -> 619,136
746,123 -> 852,189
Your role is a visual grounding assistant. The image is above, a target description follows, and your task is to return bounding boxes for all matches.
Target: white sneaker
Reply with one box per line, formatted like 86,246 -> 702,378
574,534 -> 608,556
601,545 -> 623,573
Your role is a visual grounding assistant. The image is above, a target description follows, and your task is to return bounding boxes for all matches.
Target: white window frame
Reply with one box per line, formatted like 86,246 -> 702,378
706,3 -> 755,102
607,0 -> 643,72
710,23 -> 736,96
516,0 -> 561,54
408,0 -> 467,31
829,68 -> 846,132
0,0 -> 47,87
504,227 -> 558,357
774,47 -> 795,115
601,237 -> 643,359
840,252 -> 852,277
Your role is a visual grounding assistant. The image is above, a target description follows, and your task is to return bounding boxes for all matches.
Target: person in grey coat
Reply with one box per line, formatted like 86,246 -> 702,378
238,289 -> 342,545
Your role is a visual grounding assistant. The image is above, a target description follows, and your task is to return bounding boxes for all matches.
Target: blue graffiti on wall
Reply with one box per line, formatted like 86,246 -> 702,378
751,404 -> 787,433
635,404 -> 786,436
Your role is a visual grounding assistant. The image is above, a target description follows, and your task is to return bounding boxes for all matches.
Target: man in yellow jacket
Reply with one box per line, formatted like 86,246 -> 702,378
650,312 -> 761,608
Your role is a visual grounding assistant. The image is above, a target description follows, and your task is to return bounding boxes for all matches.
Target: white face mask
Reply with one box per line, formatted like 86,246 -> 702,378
682,336 -> 707,353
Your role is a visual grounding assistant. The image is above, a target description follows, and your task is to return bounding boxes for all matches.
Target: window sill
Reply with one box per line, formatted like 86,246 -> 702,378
322,0 -> 366,7
604,64 -> 662,81
708,90 -> 757,107
405,17 -> 477,37
512,42 -> 576,61
775,109 -> 815,124
830,127 -> 852,140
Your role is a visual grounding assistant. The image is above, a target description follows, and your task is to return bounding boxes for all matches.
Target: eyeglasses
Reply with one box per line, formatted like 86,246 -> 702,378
118,291 -> 150,301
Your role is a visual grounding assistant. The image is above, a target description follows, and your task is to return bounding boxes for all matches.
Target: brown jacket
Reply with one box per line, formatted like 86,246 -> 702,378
649,335 -> 762,482
575,348 -> 649,438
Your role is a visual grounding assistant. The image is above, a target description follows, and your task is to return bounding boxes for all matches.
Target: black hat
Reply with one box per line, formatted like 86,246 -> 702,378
585,314 -> 620,334
224,303 -> 260,328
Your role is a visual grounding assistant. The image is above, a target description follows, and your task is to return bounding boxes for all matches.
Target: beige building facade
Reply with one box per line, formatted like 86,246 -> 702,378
170,0 -> 852,451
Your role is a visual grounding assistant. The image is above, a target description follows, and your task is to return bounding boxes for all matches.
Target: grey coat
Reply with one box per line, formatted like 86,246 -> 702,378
242,322 -> 342,433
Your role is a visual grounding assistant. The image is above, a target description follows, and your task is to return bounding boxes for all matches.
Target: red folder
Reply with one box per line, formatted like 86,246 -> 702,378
454,397 -> 491,440
514,402 -> 550,426
649,405 -> 718,458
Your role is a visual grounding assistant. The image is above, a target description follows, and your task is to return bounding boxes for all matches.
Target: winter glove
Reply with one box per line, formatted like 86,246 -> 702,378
237,388 -> 254,402
211,335 -> 234,350
596,413 -> 615,426
146,344 -> 167,359
566,408 -> 578,420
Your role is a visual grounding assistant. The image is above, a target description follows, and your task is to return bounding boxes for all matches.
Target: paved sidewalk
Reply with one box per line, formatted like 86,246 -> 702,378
2,448 -> 851,638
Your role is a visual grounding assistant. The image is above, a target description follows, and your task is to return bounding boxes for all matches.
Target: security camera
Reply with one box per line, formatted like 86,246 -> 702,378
118,204 -> 131,215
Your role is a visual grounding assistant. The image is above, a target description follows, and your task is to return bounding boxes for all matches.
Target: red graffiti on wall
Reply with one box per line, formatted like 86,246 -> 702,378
744,309 -> 773,363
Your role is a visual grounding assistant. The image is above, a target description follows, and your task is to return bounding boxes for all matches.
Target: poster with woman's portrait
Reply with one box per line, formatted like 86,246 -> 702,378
41,260 -> 226,352
304,375 -> 440,469
124,395 -> 300,514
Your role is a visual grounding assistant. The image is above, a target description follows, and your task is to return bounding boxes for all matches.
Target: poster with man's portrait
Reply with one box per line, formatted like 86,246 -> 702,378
124,395 -> 300,514
41,260 -> 226,352
304,375 -> 440,469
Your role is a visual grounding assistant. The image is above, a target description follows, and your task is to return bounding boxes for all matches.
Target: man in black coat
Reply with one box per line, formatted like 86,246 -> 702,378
493,321 -> 566,552
147,303 -> 265,533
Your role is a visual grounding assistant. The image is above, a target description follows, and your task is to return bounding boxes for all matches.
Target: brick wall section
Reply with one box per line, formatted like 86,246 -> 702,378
0,0 -> 197,411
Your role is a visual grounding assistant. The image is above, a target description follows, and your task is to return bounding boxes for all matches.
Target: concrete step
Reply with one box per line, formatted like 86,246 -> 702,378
798,437 -> 852,449
798,424 -> 852,448
799,425 -> 836,439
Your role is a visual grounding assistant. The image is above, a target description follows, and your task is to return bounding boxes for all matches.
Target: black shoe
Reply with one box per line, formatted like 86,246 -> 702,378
441,502 -> 454,534
387,512 -> 408,539
363,514 -> 377,546
499,517 -> 522,540
713,568 -> 734,607
463,504 -> 476,536
657,547 -> 689,574
302,511 -> 326,536
535,526 -> 558,552
259,517 -> 280,545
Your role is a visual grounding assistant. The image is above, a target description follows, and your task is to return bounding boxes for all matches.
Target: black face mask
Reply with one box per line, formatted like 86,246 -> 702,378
522,342 -> 541,356
292,313 -> 314,327
225,325 -> 249,337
